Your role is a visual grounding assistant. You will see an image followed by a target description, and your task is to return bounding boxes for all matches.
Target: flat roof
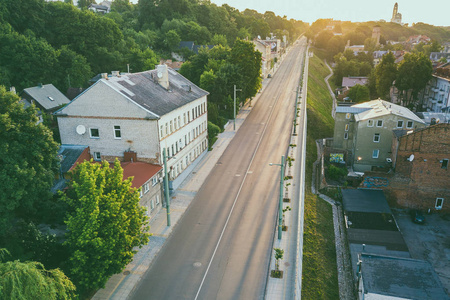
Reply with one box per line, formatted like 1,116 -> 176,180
342,189 -> 391,213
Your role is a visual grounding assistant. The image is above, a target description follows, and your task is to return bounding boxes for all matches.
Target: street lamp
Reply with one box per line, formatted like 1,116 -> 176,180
234,85 -> 242,131
162,148 -> 175,226
269,155 -> 285,240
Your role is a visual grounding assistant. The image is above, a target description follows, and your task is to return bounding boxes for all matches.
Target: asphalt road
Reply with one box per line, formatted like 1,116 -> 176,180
131,39 -> 307,300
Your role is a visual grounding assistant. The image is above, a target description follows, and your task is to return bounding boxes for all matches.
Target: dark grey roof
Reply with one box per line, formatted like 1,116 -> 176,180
335,106 -> 371,114
193,45 -> 214,54
392,129 -> 409,138
22,84 -> 70,111
360,253 -> 449,299
58,145 -> 89,174
104,69 -> 209,117
342,189 -> 391,213
179,41 -> 195,51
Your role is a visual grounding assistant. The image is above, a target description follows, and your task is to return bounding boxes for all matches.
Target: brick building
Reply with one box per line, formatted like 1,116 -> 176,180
389,123 -> 450,212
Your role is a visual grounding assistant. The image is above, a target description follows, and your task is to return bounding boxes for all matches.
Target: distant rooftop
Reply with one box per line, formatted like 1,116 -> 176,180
360,253 -> 449,300
22,84 -> 70,111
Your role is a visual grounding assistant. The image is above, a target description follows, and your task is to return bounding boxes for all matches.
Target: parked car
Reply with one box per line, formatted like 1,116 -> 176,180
410,210 -> 425,224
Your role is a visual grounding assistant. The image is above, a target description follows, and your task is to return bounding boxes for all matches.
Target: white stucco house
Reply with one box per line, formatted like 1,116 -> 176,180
55,65 -> 209,190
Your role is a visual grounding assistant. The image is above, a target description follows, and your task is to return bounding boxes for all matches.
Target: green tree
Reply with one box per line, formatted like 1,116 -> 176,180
229,39 -> 262,102
375,52 -> 397,99
0,87 -> 59,232
347,84 -> 370,103
211,34 -> 228,47
164,29 -> 181,52
274,248 -> 284,271
0,249 -> 76,299
62,160 -> 149,293
315,30 -> 333,49
207,121 -> 221,148
395,52 -> 433,108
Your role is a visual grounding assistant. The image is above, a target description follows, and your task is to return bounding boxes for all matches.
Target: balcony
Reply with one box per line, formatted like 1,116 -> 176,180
432,87 -> 439,93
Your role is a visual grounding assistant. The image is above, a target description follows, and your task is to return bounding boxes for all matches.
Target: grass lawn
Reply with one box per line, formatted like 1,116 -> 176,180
301,49 -> 339,299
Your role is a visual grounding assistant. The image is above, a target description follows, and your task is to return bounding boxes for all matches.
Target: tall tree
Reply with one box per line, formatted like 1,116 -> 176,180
347,84 -> 370,103
0,250 -> 76,300
62,160 -> 149,293
374,52 -> 397,99
229,39 -> 262,102
395,52 -> 433,108
0,86 -> 59,232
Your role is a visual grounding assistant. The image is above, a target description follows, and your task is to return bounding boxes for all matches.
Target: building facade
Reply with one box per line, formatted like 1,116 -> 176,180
390,124 -> 450,212
55,65 -> 209,188
418,63 -> 450,113
333,99 -> 426,172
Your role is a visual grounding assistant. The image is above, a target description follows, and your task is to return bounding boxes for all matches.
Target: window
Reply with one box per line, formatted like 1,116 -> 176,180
160,125 -> 164,138
346,113 -> 351,119
143,183 -> 149,194
150,199 -> 155,210
187,111 -> 190,122
174,118 -> 177,130
376,120 -> 383,127
397,120 -> 404,128
178,116 -> 181,128
114,125 -> 121,139
344,132 -> 348,140
367,120 -> 374,127
406,121 -> 414,129
372,149 -> 379,158
345,124 -> 349,131
139,190 -> 143,198
170,120 -> 173,133
165,123 -> 168,135
183,113 -> 186,124
442,159 -> 449,169
192,108 -> 195,119
435,198 -> 444,210
156,195 -> 160,205
373,133 -> 380,142
152,176 -> 158,186
90,128 -> 100,138
94,152 -> 101,161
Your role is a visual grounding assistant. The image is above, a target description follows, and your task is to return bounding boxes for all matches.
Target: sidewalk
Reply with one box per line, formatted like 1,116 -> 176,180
92,78 -> 271,300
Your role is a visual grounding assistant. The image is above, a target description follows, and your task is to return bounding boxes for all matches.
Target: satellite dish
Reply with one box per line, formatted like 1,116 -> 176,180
76,125 -> 86,135
408,154 -> 414,162
157,71 -> 163,78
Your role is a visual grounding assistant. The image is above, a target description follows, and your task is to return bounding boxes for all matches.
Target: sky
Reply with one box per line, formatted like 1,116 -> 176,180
208,0 -> 450,27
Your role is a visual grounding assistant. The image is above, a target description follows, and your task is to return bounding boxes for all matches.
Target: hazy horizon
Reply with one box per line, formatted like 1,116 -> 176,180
129,0 -> 449,27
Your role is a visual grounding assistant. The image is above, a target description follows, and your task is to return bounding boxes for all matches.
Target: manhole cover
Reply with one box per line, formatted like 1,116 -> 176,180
123,270 -> 131,275
193,262 -> 202,268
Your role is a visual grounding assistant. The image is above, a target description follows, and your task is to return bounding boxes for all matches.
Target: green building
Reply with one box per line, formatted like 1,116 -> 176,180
333,99 -> 426,172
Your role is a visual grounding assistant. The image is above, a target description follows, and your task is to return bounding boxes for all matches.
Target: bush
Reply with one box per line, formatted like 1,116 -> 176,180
327,165 -> 347,180
208,121 -> 221,148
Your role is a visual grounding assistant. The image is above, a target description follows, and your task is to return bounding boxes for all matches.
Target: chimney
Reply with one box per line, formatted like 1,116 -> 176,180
38,83 -> 43,88
101,73 -> 108,80
111,71 -> 120,77
9,86 -> 16,94
156,64 -> 169,89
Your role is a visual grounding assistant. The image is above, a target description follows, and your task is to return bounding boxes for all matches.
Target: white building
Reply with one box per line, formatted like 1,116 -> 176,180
418,63 -> 450,112
55,65 -> 209,190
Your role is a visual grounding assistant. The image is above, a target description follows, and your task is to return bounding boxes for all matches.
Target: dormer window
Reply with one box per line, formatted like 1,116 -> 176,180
48,96 -> 54,101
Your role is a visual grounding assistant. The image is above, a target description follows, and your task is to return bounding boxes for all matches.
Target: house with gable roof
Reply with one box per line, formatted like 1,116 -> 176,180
55,65 -> 209,190
333,99 -> 426,172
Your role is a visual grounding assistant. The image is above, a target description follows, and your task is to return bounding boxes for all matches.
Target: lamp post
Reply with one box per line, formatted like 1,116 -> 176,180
163,148 -> 171,226
269,155 -> 285,240
234,85 -> 242,131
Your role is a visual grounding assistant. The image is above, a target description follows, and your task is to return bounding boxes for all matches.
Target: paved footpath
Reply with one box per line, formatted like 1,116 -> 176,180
93,77 -> 271,300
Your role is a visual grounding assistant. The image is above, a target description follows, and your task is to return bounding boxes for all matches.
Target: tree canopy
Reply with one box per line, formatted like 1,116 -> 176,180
0,86 -> 59,231
62,159 -> 149,293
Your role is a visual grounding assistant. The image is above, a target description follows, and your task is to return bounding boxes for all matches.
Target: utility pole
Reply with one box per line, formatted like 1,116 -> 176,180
163,148 -> 171,226
269,156 -> 285,240
234,85 -> 242,131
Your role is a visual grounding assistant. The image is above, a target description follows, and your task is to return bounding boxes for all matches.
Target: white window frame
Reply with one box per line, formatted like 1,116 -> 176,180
397,120 -> 404,128
344,132 -> 348,140
143,183 -> 149,194
139,189 -> 143,198
435,198 -> 444,210
376,120 -> 383,127
156,195 -> 160,205
160,125 -> 164,138
367,120 -> 374,127
152,177 -> 158,186
406,121 -> 414,129
94,152 -> 101,161
150,199 -> 155,210
372,149 -> 379,158
90,128 -> 100,138
114,125 -> 121,139
373,133 -> 380,143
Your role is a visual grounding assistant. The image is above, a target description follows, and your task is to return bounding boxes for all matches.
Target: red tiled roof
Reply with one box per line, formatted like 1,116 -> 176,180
121,162 -> 162,188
